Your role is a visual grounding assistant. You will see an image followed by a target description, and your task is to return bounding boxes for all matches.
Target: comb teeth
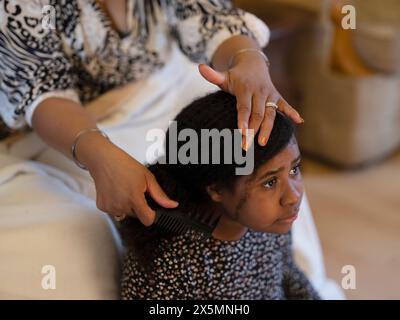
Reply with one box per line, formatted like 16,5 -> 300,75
154,207 -> 221,239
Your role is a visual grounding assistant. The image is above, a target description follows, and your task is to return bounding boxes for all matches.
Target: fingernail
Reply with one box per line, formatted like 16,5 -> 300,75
300,117 -> 305,123
245,134 -> 254,151
260,137 -> 267,146
242,139 -> 247,151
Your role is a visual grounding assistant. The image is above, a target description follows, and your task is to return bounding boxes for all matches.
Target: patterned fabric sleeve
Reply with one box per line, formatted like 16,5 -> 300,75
165,0 -> 270,64
0,0 -> 80,130
283,233 -> 321,300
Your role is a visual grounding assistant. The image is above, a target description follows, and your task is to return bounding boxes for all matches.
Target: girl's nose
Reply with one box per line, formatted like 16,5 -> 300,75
280,181 -> 302,207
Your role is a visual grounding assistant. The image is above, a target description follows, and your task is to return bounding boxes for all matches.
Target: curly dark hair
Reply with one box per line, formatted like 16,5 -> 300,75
119,90 -> 296,269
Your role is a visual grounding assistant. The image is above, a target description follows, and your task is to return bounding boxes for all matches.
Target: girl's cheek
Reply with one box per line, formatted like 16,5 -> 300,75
236,188 -> 276,226
245,199 -> 277,227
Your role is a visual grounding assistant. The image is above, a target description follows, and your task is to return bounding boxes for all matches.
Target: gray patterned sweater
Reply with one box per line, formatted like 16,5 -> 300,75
121,230 -> 321,300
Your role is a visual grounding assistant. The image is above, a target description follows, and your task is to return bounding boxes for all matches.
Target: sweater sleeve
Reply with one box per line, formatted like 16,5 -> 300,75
165,0 -> 270,64
0,0 -> 80,130
283,233 -> 321,300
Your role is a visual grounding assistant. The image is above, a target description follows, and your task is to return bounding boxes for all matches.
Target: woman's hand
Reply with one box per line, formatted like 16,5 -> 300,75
84,138 -> 178,225
33,97 -> 176,227
198,50 -> 303,149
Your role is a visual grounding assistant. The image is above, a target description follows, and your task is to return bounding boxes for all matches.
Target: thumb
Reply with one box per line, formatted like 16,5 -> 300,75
132,195 -> 156,227
198,64 -> 228,90
147,174 -> 179,209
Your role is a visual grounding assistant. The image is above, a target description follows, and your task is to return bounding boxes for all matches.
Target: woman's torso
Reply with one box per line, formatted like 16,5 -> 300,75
1,0 -> 267,140
37,0 -> 171,105
0,0 -> 180,138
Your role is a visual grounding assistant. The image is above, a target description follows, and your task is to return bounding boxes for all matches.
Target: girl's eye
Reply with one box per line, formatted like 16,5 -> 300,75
263,177 -> 277,189
290,164 -> 302,176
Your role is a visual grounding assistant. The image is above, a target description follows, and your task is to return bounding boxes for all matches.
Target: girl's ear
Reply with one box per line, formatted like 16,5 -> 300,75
206,184 -> 224,203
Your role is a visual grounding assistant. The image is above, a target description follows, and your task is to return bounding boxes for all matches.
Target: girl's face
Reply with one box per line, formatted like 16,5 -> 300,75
215,137 -> 304,235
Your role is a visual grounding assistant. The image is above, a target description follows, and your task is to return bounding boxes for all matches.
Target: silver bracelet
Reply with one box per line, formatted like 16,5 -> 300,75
71,128 -> 110,170
228,48 -> 270,69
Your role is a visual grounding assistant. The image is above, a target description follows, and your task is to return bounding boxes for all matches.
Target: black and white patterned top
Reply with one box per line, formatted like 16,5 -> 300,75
0,0 -> 269,139
121,230 -> 321,299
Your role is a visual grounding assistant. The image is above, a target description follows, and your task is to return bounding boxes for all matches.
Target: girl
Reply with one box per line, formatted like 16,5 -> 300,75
120,91 -> 320,300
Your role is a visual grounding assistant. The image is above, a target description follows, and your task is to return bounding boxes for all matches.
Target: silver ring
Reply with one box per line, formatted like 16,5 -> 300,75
114,214 -> 126,222
265,101 -> 279,111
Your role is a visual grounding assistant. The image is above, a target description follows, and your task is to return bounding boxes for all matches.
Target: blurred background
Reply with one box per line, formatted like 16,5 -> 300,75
235,0 -> 400,299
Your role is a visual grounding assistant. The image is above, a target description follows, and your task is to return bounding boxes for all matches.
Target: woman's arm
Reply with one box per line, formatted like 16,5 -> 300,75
164,0 -> 303,148
1,1 -> 177,226
210,34 -> 260,72
32,98 -> 104,167
31,98 -> 178,225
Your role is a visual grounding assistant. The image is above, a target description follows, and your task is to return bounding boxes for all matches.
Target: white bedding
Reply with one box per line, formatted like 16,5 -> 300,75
0,44 -> 344,299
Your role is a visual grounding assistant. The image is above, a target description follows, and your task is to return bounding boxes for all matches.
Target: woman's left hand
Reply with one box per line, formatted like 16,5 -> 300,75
198,51 -> 303,149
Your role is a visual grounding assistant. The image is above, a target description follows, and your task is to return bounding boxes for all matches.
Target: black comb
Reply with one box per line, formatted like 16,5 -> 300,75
153,207 -> 222,241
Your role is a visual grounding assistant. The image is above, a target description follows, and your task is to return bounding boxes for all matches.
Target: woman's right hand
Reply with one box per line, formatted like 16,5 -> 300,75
32,97 -> 176,226
81,134 -> 179,226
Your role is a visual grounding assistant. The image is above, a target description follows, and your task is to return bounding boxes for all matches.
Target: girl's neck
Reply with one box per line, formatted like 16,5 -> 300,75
212,214 -> 248,241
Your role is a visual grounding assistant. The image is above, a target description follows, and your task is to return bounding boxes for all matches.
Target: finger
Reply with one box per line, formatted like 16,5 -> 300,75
131,194 -> 156,227
276,95 -> 303,124
198,64 -> 228,90
244,128 -> 255,152
147,174 -> 179,209
259,93 -> 279,146
235,86 -> 252,149
248,93 -> 266,146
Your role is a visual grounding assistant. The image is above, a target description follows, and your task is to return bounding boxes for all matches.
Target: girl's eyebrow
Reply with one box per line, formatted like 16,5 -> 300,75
257,154 -> 302,181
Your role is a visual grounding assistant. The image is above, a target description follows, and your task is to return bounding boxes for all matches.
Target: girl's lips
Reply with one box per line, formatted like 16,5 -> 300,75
277,213 -> 299,224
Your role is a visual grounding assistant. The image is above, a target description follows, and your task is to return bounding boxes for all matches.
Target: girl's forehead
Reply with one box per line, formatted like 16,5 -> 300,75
251,140 -> 301,181
230,137 -> 300,190
265,140 -> 300,167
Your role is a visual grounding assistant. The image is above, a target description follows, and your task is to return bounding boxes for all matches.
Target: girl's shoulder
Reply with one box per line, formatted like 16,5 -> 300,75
158,229 -> 292,259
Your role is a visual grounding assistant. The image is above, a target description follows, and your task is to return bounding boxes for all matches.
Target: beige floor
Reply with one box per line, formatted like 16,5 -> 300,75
302,150 -> 400,300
